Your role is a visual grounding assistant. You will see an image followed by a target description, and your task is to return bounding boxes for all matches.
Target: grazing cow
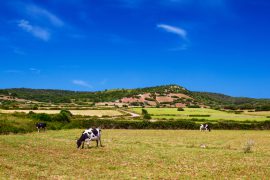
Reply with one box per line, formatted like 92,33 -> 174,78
36,122 -> 46,132
77,128 -> 102,149
200,124 -> 211,132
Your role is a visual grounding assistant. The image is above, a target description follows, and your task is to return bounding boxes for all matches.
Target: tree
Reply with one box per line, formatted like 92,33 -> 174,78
142,109 -> 151,120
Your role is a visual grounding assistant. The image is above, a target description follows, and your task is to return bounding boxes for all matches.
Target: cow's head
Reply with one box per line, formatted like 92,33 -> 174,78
77,139 -> 82,148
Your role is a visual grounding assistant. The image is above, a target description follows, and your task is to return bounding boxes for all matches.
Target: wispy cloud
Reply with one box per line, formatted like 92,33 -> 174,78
157,24 -> 189,51
18,19 -> 50,41
157,24 -> 187,39
29,68 -> 41,74
72,80 -> 92,88
25,5 -> 64,27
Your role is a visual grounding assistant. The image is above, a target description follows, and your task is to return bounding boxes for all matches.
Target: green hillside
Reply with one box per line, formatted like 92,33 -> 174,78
0,84 -> 270,110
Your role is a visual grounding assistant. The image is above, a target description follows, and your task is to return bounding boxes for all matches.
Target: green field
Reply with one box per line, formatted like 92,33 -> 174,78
0,129 -> 270,179
132,108 -> 270,121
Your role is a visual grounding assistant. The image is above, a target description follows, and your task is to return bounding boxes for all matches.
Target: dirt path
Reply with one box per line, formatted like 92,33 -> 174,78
120,110 -> 140,117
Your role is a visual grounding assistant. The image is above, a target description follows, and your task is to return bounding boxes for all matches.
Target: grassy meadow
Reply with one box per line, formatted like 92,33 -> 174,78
132,108 -> 270,121
0,129 -> 270,179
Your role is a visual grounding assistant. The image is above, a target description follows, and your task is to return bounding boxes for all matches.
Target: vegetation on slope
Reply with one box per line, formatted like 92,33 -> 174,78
0,85 -> 187,103
192,91 -> 270,110
1,84 -> 270,110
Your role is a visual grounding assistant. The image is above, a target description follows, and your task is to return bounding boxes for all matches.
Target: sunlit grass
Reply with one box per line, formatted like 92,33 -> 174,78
132,108 -> 268,121
0,129 -> 270,179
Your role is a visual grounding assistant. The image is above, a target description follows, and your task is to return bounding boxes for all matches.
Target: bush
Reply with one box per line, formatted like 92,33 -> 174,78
130,102 -> 144,106
32,104 -> 39,110
143,113 -> 151,120
145,97 -> 156,101
255,105 -> 270,111
53,110 -> 72,122
63,119 -> 197,130
28,110 -> 72,122
224,105 -> 237,110
29,113 -> 53,122
142,109 -> 148,115
60,109 -> 73,117
189,115 -> 210,117
142,109 -> 151,120
187,105 -> 200,108
243,140 -> 255,153
234,110 -> 244,114
177,107 -> 184,111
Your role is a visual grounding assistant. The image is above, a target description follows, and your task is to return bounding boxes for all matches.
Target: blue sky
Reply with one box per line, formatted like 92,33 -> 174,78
0,0 -> 270,98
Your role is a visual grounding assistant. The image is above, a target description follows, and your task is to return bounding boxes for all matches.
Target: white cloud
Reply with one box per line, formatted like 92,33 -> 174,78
18,19 -> 50,41
25,5 -> 64,27
72,80 -> 92,88
157,24 -> 187,39
29,68 -> 41,74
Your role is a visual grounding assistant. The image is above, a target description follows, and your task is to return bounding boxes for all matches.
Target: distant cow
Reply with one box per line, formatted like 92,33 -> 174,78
36,122 -> 46,132
77,128 -> 102,149
200,124 -> 211,132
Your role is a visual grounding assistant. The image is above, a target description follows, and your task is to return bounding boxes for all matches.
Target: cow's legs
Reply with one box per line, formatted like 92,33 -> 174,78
96,140 -> 99,147
86,140 -> 90,148
81,141 -> 85,149
99,137 -> 103,147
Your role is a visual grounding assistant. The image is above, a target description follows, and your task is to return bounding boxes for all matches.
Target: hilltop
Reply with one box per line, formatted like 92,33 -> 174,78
0,84 -> 270,110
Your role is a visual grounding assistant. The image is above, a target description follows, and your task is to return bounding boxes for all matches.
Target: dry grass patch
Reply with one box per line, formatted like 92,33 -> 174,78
0,109 -> 123,117
1,130 -> 270,179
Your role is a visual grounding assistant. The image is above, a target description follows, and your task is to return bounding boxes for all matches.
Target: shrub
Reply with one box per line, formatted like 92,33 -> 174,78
243,139 -> 255,153
32,104 -> 39,110
53,110 -> 72,122
142,109 -> 151,120
255,105 -> 270,111
189,115 -> 210,117
145,97 -> 156,101
224,105 -> 237,110
177,107 -> 184,111
234,110 -> 244,114
60,109 -> 73,117
142,109 -> 148,115
143,113 -> 151,120
187,105 -> 200,108
30,113 -> 52,122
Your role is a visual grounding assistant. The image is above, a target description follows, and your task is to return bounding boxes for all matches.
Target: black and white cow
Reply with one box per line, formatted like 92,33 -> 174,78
200,124 -> 211,132
36,122 -> 46,132
77,128 -> 102,149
